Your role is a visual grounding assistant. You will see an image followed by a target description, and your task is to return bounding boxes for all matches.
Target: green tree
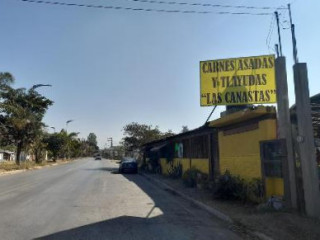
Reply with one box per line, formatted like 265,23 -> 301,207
122,122 -> 174,151
163,130 -> 175,138
59,130 -> 79,159
181,126 -> 189,133
29,129 -> 48,164
0,72 -> 14,90
0,72 -> 15,142
69,138 -> 82,158
44,132 -> 65,161
0,80 -> 53,164
87,133 -> 98,148
45,130 -> 81,160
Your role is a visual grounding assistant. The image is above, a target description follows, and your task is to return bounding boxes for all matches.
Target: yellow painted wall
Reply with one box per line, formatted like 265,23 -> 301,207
191,158 -> 209,174
219,119 -> 276,180
218,118 -> 283,197
160,158 -> 169,175
265,177 -> 284,197
178,158 -> 191,174
160,158 -> 209,175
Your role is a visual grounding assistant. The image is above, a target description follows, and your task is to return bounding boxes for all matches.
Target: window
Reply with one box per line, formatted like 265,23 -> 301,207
260,139 -> 286,177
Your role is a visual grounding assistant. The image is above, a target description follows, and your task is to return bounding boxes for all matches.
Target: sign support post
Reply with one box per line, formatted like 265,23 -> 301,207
293,63 -> 320,217
275,57 -> 297,208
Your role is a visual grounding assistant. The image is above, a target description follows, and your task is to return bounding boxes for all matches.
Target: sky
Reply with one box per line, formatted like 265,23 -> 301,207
0,0 -> 319,148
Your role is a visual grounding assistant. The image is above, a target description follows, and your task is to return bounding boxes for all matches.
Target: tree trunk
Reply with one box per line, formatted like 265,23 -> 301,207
16,142 -> 23,165
35,149 -> 40,164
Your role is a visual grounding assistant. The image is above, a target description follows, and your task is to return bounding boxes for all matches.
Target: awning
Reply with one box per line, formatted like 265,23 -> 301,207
150,143 -> 167,152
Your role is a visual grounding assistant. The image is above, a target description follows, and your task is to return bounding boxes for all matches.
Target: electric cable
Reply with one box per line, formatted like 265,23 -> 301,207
112,0 -> 286,10
19,0 -> 274,15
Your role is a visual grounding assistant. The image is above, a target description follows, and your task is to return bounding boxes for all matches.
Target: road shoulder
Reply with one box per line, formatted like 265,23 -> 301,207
140,172 -> 320,240
0,159 -> 78,177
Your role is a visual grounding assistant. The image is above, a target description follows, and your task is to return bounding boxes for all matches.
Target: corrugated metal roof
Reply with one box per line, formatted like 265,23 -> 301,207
150,143 -> 167,152
0,150 -> 14,154
142,123 -> 214,147
208,106 -> 276,128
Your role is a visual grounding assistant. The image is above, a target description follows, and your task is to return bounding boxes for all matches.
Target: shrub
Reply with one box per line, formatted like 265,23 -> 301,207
167,163 -> 182,179
214,170 -> 246,200
0,162 -> 21,171
182,168 -> 201,187
246,178 -> 265,203
149,156 -> 160,170
196,173 -> 210,189
140,157 -> 161,174
213,171 -> 265,203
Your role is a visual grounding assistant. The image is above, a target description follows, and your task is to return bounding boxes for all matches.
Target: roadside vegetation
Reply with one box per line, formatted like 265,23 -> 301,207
122,122 -> 174,152
0,72 -> 99,169
0,159 -> 68,172
119,121 -> 265,204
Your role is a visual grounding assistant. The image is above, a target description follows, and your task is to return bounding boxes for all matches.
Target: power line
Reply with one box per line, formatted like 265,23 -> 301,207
266,14 -> 276,53
116,0 -> 287,10
19,0 -> 273,15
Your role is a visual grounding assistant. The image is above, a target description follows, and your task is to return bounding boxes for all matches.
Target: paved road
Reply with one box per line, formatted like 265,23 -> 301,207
0,158 -> 243,240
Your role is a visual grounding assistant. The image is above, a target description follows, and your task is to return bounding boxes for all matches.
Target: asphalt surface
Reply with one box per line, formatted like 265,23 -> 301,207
0,158 -> 243,240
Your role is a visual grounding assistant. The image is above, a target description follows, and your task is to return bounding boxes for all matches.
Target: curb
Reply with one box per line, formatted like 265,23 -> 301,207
140,172 -> 273,240
140,172 -> 232,223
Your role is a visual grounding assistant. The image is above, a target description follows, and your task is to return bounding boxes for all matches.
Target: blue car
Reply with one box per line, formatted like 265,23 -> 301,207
119,158 -> 138,173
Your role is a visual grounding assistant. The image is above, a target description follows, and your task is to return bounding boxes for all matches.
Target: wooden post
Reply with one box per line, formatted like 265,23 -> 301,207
293,63 -> 320,217
275,57 -> 297,208
189,138 -> 192,170
212,132 -> 220,178
208,133 -> 213,180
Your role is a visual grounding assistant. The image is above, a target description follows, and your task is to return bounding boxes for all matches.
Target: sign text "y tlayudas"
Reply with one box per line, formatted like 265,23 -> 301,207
200,55 -> 276,106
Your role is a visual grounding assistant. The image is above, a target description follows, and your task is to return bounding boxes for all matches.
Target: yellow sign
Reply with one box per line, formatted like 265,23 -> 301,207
200,55 -> 276,106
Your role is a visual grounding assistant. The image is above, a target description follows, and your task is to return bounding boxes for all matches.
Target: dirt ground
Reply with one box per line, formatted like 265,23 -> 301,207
149,174 -> 320,240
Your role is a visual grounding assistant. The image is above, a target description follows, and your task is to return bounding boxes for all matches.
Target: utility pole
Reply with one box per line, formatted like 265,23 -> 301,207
107,137 -> 113,148
288,4 -> 299,64
275,11 -> 283,57
107,137 -> 113,159
275,57 -> 297,208
293,63 -> 320,217
284,4 -> 320,217
275,44 -> 280,58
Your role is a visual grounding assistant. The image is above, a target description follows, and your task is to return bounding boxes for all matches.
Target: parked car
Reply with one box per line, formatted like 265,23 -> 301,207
119,158 -> 138,173
120,157 -> 135,163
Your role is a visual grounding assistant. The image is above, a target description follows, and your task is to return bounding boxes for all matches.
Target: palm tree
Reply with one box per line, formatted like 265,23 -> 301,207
59,130 -> 79,159
0,75 -> 53,164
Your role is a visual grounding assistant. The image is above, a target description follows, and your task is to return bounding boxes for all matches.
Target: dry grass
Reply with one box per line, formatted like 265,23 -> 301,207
0,161 -> 35,171
0,159 -> 73,172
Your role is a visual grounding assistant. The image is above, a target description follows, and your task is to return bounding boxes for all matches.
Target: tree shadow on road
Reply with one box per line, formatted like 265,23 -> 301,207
34,174 -> 240,240
34,215 -> 193,240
